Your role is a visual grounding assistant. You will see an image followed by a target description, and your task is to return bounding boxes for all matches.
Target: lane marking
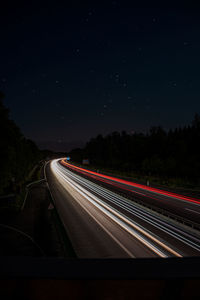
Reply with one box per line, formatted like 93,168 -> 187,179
185,208 -> 200,215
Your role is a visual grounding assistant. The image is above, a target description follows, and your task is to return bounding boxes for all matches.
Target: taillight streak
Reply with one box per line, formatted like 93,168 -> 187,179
61,160 -> 200,205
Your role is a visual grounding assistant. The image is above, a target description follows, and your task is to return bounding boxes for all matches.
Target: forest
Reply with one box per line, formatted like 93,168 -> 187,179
1,88 -> 200,194
69,114 -> 200,186
0,91 -> 42,195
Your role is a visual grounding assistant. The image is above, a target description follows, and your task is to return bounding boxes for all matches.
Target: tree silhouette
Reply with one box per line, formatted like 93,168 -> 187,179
0,92 -> 41,194
70,115 -> 200,185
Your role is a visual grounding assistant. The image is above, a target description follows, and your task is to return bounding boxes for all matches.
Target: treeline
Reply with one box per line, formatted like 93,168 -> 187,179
0,91 -> 42,195
69,114 -> 200,185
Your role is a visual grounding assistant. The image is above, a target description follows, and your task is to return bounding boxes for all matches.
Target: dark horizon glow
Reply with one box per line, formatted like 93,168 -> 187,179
1,2 -> 200,151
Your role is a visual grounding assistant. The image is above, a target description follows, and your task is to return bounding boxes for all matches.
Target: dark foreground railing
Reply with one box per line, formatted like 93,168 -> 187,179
0,257 -> 200,299
0,257 -> 200,280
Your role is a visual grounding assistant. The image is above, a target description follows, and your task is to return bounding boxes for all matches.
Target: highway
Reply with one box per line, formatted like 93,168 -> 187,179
60,160 -> 200,226
45,159 -> 200,258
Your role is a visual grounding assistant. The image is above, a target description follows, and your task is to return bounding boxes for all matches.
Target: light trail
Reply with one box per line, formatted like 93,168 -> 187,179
51,159 -> 187,258
61,159 -> 200,205
57,163 -> 200,252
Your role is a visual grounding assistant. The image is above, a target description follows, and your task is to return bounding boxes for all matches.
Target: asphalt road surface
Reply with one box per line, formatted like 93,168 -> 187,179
61,160 -> 200,226
45,159 -> 200,258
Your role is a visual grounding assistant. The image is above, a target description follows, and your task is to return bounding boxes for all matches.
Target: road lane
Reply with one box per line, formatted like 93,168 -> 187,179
46,159 -> 200,258
60,160 -> 200,225
46,161 -> 161,258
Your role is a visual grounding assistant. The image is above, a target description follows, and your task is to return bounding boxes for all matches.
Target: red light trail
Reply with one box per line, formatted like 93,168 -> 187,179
60,159 -> 200,205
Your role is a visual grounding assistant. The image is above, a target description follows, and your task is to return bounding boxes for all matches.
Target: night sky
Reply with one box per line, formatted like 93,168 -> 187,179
1,2 -> 200,151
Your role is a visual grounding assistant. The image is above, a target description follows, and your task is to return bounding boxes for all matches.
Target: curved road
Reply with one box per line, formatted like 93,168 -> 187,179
45,159 -> 200,258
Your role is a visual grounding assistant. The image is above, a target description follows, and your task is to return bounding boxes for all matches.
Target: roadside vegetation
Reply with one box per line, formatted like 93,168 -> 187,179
0,91 -> 43,201
69,115 -> 200,191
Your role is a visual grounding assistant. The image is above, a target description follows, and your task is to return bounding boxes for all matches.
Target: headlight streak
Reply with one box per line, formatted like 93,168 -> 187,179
51,170 -> 135,258
51,160 -> 183,257
58,163 -> 200,253
52,163 -> 167,257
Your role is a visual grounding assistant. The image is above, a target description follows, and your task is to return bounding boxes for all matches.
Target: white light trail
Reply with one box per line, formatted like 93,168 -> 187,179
51,159 -> 184,257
